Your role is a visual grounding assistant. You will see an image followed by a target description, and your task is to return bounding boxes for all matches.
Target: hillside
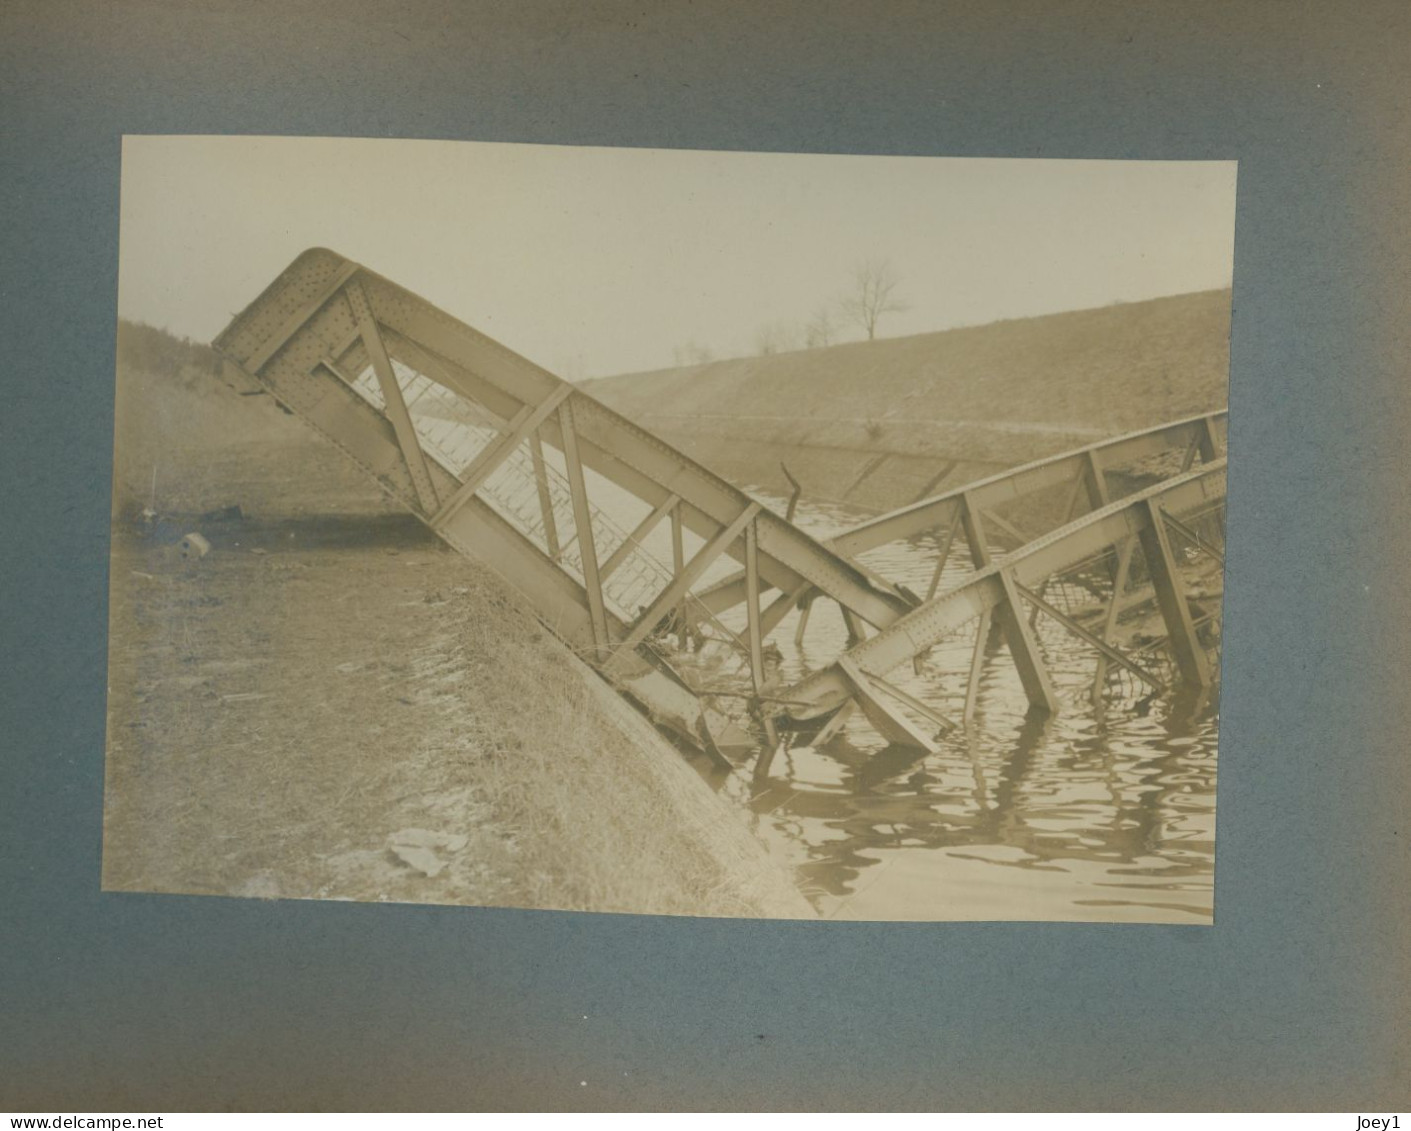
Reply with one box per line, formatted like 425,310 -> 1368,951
584,289 -> 1232,509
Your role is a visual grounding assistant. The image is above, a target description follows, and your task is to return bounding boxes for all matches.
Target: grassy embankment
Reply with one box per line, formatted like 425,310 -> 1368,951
103,323 -> 812,918
584,288 -> 1232,512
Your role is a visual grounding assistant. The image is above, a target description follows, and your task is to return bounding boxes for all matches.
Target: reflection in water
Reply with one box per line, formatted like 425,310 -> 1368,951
712,487 -> 1220,924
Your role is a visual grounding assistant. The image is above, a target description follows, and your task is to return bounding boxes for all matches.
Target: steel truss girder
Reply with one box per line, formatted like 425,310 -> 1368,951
776,461 -> 1227,718
325,254 -> 909,628
210,249 -> 918,758
210,250 -> 729,756
215,251 -> 913,625
830,410 -> 1227,557
691,409 -> 1228,617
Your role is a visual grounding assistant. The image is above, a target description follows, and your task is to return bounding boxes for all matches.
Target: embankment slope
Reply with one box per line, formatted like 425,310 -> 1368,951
584,288 -> 1232,510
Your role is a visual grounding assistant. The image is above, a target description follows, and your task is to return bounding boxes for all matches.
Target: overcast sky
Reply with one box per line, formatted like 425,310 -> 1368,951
118,136 -> 1236,379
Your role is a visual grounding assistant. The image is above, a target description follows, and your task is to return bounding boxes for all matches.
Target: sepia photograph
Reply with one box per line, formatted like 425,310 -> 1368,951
104,135 -> 1236,923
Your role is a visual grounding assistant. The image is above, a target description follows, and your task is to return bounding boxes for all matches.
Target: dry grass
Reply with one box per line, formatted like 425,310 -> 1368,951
584,289 -> 1232,509
587,288 -> 1232,437
103,528 -> 810,918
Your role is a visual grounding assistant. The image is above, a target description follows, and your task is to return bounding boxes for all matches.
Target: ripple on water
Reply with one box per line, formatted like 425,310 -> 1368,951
691,483 -> 1220,923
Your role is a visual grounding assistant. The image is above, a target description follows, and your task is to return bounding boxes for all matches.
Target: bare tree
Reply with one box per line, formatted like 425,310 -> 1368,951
838,258 -> 908,341
804,307 -> 836,349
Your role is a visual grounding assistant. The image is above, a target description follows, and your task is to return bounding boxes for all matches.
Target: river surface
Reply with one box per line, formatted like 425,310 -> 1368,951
674,486 -> 1219,925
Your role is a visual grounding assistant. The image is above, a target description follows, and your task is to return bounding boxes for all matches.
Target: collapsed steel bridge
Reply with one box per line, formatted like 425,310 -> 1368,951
213,249 -> 1227,764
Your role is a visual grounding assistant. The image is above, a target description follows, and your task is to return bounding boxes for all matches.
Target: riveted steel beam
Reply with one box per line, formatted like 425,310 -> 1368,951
558,397 -> 611,661
995,568 -> 1059,714
529,434 -> 561,560
777,461 -> 1226,720
691,409 -> 1227,619
345,279 -> 440,514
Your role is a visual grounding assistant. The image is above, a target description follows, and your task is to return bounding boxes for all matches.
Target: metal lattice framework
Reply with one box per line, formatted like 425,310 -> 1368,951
213,249 -> 1227,761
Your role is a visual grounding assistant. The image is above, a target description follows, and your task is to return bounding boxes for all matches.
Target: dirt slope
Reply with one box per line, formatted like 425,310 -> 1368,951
583,289 -> 1232,508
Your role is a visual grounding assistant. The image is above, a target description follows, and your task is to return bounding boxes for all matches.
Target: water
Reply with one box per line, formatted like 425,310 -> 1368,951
701,488 -> 1219,924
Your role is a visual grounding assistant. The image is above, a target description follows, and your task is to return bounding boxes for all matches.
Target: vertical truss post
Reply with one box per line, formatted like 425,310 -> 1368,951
529,433 -> 560,560
1179,416 -> 1221,473
925,505 -> 963,601
961,491 -> 1058,715
1179,429 -> 1202,472
1057,463 -> 1091,527
963,609 -> 991,723
961,494 -> 994,720
840,605 -> 868,645
998,568 -> 1060,714
1085,447 -> 1131,594
345,280 -> 440,514
744,518 -> 766,693
558,397 -> 611,661
1197,415 -> 1220,462
1138,498 -> 1212,687
1031,448 -> 1108,627
1091,538 -> 1135,700
604,502 -> 762,675
670,502 -> 688,648
1085,448 -> 1111,508
762,582 -> 811,640
960,491 -> 991,568
794,592 -> 814,647
744,518 -> 778,746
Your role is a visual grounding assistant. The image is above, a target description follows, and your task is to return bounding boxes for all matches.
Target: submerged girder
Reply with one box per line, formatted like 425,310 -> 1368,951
691,409 -> 1227,618
771,461 -> 1227,744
